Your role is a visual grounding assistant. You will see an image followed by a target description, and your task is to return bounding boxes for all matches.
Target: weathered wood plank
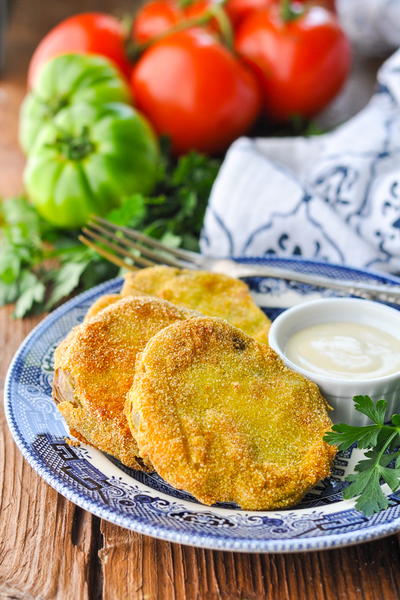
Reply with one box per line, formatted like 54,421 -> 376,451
99,518 -> 400,600
0,306 -> 99,599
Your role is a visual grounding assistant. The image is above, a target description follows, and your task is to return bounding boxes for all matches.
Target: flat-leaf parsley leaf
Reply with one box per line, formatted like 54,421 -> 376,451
324,396 -> 400,516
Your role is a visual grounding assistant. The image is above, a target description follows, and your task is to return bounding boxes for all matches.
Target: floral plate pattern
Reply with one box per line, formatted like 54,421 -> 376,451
5,257 -> 400,553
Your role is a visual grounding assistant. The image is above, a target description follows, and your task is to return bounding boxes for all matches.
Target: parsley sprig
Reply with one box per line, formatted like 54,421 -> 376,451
324,396 -> 400,516
0,151 -> 220,317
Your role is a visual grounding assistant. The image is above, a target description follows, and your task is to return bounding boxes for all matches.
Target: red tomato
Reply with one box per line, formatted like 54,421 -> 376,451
184,0 -> 212,19
235,3 -> 350,121
131,0 -> 335,46
131,28 -> 261,154
184,0 -> 221,31
28,13 -> 131,87
226,0 -> 273,26
133,0 -> 219,45
133,0 -> 181,44
226,0 -> 335,26
132,0 -> 272,44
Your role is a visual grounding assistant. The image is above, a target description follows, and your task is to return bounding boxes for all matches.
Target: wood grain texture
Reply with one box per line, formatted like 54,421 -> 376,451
98,519 -> 400,600
0,308 -> 98,600
1,1 -> 400,599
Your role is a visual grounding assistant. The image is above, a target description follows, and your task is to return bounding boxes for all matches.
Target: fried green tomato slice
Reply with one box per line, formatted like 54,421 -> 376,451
126,317 -> 336,509
121,266 -> 270,344
52,296 -> 195,469
84,293 -> 123,321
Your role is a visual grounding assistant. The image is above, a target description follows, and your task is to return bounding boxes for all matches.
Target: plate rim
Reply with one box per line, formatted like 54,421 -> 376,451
5,257 -> 400,553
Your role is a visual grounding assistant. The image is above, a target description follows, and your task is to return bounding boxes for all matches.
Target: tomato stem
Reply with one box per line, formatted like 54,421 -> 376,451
280,0 -> 304,22
48,126 -> 95,161
211,3 -> 234,50
178,0 -> 196,8
129,15 -> 206,59
129,0 -> 233,58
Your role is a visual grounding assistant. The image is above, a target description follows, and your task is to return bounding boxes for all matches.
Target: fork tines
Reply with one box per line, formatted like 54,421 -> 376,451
79,215 -> 201,272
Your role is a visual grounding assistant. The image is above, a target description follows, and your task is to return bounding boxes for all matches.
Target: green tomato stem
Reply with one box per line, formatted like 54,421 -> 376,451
178,0 -> 196,9
130,0 -> 233,58
210,3 -> 234,51
48,126 -> 95,161
280,0 -> 304,22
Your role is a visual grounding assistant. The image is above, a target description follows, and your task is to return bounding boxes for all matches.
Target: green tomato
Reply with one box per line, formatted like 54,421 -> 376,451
24,102 -> 160,229
20,53 -> 131,153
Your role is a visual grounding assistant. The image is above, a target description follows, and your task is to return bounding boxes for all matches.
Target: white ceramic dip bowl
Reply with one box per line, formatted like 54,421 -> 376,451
268,298 -> 400,426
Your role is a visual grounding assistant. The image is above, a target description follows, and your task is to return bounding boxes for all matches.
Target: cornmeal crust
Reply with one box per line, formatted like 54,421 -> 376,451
126,317 -> 336,509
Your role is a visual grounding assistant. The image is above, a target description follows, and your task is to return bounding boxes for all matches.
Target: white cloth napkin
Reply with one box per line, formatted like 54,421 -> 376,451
337,0 -> 400,57
201,49 -> 400,274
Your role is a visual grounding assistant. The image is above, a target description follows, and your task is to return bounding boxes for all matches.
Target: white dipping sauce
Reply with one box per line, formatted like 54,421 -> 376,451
285,322 -> 400,380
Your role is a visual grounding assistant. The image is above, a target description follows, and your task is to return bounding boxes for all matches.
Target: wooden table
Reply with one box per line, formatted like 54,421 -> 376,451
1,1 -> 400,598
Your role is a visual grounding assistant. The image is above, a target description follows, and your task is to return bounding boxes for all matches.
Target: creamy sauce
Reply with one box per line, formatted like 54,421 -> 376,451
285,322 -> 400,380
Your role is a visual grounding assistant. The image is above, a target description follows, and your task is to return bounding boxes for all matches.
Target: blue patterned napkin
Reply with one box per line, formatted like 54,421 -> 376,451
201,50 -> 400,274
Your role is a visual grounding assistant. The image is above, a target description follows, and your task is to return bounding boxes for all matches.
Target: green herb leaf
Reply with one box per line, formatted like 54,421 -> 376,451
379,466 -> 400,491
353,395 -> 387,425
160,231 -> 181,248
325,396 -> 400,518
0,248 -> 21,283
14,271 -> 46,318
324,424 -> 381,450
352,470 -> 389,517
107,194 -> 147,227
0,279 -> 19,305
391,414 -> 400,427
46,260 -> 90,309
343,468 -> 377,500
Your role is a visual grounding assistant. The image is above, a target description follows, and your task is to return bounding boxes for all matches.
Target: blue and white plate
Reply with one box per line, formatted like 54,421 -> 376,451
5,257 -> 400,553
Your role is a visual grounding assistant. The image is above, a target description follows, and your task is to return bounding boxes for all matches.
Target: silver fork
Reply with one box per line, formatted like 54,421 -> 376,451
79,215 -> 400,304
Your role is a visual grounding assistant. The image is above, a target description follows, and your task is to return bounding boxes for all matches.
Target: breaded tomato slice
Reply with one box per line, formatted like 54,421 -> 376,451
52,296 -> 195,469
84,294 -> 122,321
121,265 -> 270,344
126,317 -> 335,509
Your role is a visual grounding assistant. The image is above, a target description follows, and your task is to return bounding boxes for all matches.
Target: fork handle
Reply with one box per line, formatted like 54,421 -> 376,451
211,260 -> 400,304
